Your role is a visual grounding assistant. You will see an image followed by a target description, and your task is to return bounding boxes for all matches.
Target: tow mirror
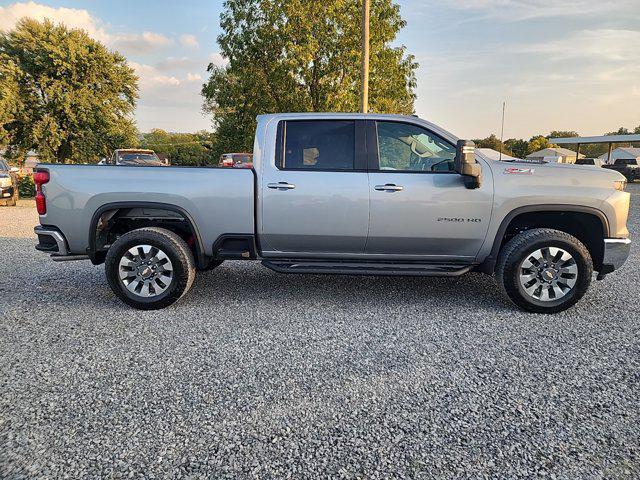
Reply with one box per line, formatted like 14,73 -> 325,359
454,140 -> 481,189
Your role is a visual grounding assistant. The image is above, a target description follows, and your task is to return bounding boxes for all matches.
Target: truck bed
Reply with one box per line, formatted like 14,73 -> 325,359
39,164 -> 255,256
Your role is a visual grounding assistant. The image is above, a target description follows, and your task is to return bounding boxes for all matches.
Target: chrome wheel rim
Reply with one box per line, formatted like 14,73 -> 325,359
118,244 -> 173,298
518,247 -> 578,302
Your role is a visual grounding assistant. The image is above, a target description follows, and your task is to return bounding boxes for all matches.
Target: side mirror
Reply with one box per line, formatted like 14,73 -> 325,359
454,140 -> 481,189
10,166 -> 19,173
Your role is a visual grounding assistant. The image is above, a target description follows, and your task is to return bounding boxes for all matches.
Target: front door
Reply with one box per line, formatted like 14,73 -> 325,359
260,119 -> 370,255
366,120 -> 492,260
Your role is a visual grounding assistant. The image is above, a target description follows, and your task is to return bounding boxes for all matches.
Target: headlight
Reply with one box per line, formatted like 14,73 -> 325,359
613,180 -> 627,191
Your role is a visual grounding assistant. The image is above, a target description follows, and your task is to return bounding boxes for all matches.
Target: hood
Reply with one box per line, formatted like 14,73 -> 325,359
482,156 -> 627,185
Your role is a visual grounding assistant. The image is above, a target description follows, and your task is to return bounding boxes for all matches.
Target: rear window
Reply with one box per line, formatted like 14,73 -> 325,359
575,158 -> 594,165
279,120 -> 355,170
118,153 -> 164,166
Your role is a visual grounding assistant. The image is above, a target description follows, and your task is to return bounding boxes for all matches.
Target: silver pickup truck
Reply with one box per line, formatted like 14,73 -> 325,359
34,113 -> 631,313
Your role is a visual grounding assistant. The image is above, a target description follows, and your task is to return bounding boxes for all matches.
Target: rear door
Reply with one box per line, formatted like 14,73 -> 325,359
260,119 -> 370,255
365,120 -> 492,260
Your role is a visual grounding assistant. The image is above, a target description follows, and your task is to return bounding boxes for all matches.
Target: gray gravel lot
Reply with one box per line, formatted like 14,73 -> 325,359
1,189 -> 639,479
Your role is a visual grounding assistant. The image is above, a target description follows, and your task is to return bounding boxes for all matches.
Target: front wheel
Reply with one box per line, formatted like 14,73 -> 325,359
105,227 -> 196,310
496,228 -> 593,313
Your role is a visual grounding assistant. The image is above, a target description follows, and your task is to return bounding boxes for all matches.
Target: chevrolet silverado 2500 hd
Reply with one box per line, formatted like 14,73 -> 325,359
34,113 -> 631,313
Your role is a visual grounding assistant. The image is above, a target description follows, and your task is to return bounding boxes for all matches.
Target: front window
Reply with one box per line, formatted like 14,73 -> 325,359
376,121 -> 456,172
280,120 -> 355,170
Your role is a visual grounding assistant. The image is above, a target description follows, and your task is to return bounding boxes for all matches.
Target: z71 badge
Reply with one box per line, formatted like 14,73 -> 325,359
504,167 -> 535,175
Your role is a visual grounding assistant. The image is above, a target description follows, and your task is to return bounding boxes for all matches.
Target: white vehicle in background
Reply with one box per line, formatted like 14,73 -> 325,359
575,158 -> 605,168
0,158 -> 19,206
100,149 -> 167,167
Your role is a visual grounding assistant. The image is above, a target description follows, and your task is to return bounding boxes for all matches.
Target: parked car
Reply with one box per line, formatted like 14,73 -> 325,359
219,153 -> 253,168
100,149 -> 167,167
0,158 -> 19,206
575,158 -> 605,168
603,158 -> 640,181
33,113 -> 630,313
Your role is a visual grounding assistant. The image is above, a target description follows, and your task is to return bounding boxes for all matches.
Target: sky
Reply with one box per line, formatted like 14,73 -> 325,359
0,0 -> 639,139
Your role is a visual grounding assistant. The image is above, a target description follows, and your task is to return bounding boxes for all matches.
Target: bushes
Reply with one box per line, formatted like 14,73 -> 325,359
17,174 -> 35,198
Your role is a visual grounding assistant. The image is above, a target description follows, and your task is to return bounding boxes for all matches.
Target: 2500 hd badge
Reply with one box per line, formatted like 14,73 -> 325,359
438,217 -> 482,223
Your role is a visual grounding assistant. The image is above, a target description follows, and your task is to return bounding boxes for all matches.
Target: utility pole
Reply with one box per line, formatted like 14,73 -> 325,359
499,101 -> 506,161
360,0 -> 370,113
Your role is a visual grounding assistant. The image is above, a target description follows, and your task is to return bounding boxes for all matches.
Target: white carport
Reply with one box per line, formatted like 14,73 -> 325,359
549,134 -> 640,163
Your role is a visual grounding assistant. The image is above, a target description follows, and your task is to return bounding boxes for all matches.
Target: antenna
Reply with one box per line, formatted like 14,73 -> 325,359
499,101 -> 506,161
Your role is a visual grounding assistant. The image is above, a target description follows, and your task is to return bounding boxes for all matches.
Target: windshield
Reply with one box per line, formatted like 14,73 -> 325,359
118,153 -> 164,166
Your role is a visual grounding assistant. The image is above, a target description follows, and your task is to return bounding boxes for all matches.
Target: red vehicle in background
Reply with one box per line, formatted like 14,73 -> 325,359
219,153 -> 253,169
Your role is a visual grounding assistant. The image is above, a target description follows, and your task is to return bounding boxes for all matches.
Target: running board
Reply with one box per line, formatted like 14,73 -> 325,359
262,259 -> 473,277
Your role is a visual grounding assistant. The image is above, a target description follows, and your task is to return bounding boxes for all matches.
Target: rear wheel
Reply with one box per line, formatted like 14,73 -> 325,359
496,228 -> 593,313
105,227 -> 195,310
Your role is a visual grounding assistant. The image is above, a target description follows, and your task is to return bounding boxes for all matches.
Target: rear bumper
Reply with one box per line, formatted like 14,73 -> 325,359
601,238 -> 631,274
35,226 -> 90,261
35,226 -> 70,255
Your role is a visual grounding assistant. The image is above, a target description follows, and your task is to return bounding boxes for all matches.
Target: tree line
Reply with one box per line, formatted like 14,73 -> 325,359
474,127 -> 640,159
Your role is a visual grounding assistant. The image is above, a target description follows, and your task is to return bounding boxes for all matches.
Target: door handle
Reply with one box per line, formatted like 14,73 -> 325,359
267,182 -> 296,190
374,184 -> 404,192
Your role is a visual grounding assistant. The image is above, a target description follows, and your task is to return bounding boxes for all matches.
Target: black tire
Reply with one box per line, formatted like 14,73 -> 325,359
197,258 -> 224,272
105,227 -> 196,310
496,228 -> 593,314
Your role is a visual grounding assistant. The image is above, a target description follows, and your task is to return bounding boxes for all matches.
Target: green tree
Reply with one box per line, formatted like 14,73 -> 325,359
203,0 -> 418,157
504,138 -> 528,159
0,19 -> 138,163
548,130 -> 579,139
0,55 -> 21,150
606,127 -> 630,136
139,129 -> 216,166
527,135 -> 557,155
472,134 -> 511,155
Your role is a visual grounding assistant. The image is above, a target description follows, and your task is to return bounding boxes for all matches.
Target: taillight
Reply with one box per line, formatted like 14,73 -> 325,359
34,170 -> 50,215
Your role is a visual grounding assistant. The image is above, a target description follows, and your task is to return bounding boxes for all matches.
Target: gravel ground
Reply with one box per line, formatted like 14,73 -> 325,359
1,189 -> 639,479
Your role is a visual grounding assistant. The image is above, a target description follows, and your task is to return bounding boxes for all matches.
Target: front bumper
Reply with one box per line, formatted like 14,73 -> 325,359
600,238 -> 631,274
0,186 -> 14,198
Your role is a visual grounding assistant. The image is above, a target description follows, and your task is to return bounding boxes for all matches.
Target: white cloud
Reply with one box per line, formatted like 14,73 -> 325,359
156,56 -> 203,71
0,1 -> 109,41
208,52 -> 228,67
131,62 -> 181,88
440,0 -> 634,21
180,34 -> 199,49
1,2 -> 176,55
518,29 -> 640,63
185,73 -> 202,82
112,31 -> 174,54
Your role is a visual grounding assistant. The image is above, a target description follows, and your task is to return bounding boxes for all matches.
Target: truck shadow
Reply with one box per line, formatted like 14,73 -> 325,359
188,261 -> 513,313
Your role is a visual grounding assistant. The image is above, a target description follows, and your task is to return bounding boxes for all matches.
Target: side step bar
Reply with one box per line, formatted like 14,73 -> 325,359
262,259 -> 473,277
